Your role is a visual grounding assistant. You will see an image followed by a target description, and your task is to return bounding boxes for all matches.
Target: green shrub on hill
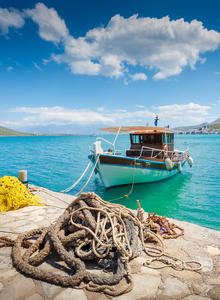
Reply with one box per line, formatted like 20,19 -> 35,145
209,124 -> 220,130
0,126 -> 35,136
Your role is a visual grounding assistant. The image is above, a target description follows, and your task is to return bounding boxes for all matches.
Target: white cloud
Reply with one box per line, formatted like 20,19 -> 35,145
200,58 -> 207,64
6,102 -> 212,128
7,66 -> 13,71
97,107 -> 109,112
7,106 -> 155,127
136,105 -> 145,108
9,106 -> 114,126
42,58 -> 52,65
154,102 -> 211,124
130,73 -> 147,81
25,3 -> 69,43
33,62 -> 42,71
97,107 -> 105,112
0,8 -> 25,35
1,4 -> 220,81
51,13 -> 220,80
115,109 -> 127,112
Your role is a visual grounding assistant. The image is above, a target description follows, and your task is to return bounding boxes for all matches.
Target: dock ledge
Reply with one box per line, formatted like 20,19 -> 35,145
0,186 -> 219,300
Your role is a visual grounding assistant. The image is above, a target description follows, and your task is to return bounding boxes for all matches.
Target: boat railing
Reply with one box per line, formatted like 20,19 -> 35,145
96,137 -> 116,154
140,146 -> 189,160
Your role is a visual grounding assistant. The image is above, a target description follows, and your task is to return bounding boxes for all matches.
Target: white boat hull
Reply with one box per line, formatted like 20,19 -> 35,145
89,154 -> 187,188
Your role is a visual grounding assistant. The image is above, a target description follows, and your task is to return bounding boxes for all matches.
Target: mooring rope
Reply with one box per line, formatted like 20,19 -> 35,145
28,155 -> 98,206
190,153 -> 220,164
144,254 -> 202,271
40,190 -> 70,205
72,154 -> 101,197
60,161 -> 92,193
108,158 -> 137,202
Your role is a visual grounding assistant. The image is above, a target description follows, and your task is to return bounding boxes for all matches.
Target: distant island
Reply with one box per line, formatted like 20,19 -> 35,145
0,117 -> 219,136
0,126 -> 35,136
0,126 -> 82,137
172,118 -> 220,134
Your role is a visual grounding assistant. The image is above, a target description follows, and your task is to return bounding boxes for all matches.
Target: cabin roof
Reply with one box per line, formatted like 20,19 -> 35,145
99,126 -> 174,134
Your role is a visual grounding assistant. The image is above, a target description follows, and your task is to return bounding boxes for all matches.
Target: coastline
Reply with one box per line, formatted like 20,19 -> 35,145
0,186 -> 219,299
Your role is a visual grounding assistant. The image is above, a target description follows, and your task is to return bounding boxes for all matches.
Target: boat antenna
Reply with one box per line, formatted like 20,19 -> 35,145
185,131 -> 188,146
177,130 -> 180,150
164,127 -> 168,151
154,115 -> 159,126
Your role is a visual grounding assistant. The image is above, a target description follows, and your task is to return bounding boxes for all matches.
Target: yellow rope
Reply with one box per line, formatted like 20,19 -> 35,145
0,176 -> 43,213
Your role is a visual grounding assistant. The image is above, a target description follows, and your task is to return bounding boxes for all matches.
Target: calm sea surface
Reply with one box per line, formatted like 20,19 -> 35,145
0,134 -> 219,231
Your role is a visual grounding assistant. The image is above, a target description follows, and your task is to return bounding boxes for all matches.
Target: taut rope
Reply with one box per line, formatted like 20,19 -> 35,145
61,161 -> 92,193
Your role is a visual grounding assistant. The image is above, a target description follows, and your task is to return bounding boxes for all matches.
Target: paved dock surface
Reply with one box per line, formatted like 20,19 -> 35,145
0,187 -> 220,300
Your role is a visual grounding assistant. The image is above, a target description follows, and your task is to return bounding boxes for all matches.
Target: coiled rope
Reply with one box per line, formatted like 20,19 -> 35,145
11,192 -> 163,296
1,192 -> 202,295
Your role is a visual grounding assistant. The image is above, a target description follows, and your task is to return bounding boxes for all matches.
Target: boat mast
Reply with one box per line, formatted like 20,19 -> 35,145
113,126 -> 121,154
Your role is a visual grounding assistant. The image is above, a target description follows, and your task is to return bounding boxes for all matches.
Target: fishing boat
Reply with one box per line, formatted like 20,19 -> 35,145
88,125 -> 193,188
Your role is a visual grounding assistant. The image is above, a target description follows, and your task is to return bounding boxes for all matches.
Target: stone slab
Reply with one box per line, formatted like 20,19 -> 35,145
0,187 -> 220,300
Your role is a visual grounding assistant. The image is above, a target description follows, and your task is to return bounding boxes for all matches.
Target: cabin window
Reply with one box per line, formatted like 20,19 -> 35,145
150,135 -> 155,143
131,134 -> 162,144
162,134 -> 174,145
150,134 -> 161,143
140,135 -> 149,143
131,135 -> 140,144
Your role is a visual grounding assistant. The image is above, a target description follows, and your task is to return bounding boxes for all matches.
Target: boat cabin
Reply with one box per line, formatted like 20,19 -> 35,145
126,131 -> 174,159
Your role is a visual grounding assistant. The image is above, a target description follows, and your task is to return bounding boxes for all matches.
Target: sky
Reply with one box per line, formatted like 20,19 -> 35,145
0,0 -> 220,131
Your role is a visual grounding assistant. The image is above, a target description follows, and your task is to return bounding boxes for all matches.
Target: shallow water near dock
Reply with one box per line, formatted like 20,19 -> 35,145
0,134 -> 219,231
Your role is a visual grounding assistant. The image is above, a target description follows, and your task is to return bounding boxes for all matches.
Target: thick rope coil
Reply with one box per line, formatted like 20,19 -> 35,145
0,237 -> 32,249
12,228 -> 84,286
9,192 -> 192,296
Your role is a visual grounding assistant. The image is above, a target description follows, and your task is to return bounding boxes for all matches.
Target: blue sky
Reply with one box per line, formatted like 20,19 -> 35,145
0,0 -> 220,131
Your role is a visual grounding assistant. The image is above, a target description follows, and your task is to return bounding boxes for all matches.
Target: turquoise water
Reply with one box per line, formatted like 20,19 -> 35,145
0,134 -> 219,231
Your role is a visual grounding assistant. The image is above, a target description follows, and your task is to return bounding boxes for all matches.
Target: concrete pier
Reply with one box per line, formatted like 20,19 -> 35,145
0,186 -> 219,300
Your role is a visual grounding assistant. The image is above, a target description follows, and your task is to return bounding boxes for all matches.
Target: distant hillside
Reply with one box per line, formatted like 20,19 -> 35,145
210,118 -> 220,125
172,122 -> 209,131
209,123 -> 220,130
0,126 -> 35,136
173,118 -> 220,131
10,123 -> 109,135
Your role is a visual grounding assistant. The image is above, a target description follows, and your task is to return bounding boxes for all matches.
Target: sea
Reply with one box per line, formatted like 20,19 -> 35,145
0,134 -> 219,231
